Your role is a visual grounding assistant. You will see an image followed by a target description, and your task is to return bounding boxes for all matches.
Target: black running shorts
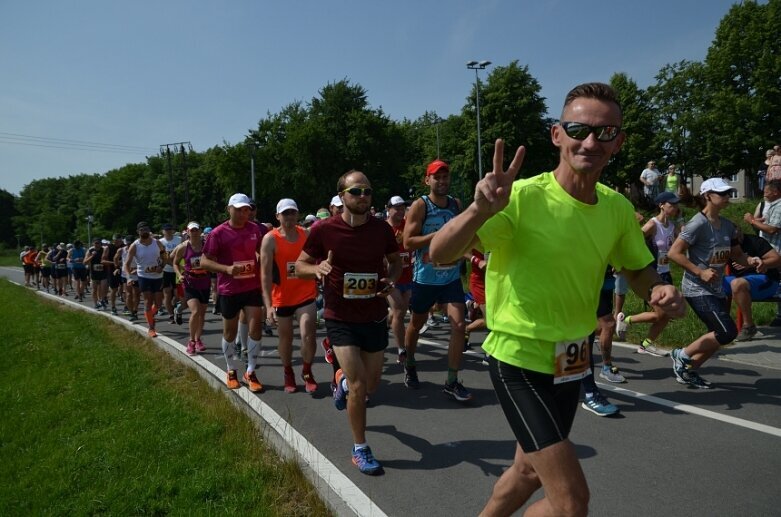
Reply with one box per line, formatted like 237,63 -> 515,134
488,356 -> 581,453
218,289 -> 263,320
325,319 -> 388,353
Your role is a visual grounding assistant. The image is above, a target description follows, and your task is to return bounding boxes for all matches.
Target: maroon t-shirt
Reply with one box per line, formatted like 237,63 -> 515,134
303,215 -> 397,323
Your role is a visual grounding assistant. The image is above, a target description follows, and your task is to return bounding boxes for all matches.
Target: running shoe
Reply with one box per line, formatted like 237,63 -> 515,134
111,307 -> 118,316
158,308 -> 168,316
670,348 -> 690,384
352,445 -> 383,476
302,372 -> 317,394
194,339 -> 206,353
333,369 -> 347,410
284,369 -> 297,394
615,312 -> 627,340
243,371 -> 263,393
674,366 -> 713,389
122,308 -> 131,316
186,340 -> 196,356
418,323 -> 430,335
167,315 -> 175,324
174,302 -> 183,325
94,303 -> 101,310
735,325 -> 757,342
638,338 -> 669,357
581,392 -> 619,416
599,364 -> 626,383
147,328 -> 157,338
443,379 -> 473,401
263,323 -> 273,336
129,312 -> 139,322
397,348 -> 407,365
404,364 -> 420,389
481,354 -> 490,366
321,337 -> 335,365
464,332 -> 473,351
226,369 -> 240,390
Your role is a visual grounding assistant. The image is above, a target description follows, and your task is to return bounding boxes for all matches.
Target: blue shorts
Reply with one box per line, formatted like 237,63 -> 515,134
614,273 -> 629,296
723,274 -> 779,300
409,280 -> 465,314
395,282 -> 413,294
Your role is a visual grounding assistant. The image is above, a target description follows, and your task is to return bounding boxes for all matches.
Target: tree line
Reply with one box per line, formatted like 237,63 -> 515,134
5,0 -> 779,248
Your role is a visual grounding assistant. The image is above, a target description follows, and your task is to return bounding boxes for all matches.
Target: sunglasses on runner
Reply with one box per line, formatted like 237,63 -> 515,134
560,122 -> 621,142
342,187 -> 373,196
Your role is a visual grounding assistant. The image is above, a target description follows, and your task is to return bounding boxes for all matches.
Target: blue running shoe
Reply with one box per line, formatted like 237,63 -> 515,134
352,446 -> 383,475
581,392 -> 619,416
333,369 -> 347,410
443,379 -> 473,401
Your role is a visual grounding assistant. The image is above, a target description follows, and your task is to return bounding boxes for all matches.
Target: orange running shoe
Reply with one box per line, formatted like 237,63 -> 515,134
147,328 -> 158,338
226,369 -> 240,390
243,371 -> 263,393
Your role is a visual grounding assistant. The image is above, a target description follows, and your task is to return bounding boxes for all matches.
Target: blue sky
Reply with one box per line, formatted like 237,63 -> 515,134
0,0 -> 741,195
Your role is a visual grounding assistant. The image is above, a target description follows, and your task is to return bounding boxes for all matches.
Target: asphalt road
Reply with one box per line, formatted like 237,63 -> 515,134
4,266 -> 781,516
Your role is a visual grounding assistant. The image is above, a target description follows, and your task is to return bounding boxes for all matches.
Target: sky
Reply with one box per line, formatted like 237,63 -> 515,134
0,0 -> 743,196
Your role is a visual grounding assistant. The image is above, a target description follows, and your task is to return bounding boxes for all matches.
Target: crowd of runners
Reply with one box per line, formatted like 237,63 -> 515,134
15,82 -> 781,515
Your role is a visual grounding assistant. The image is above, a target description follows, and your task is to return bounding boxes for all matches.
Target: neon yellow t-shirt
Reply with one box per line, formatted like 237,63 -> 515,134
476,172 -> 653,374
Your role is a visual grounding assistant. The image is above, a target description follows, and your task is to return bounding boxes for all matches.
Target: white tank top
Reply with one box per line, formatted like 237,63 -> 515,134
134,239 -> 164,279
653,218 -> 676,274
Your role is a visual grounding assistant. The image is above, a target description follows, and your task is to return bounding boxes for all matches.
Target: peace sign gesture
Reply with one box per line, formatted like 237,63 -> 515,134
474,139 -> 525,216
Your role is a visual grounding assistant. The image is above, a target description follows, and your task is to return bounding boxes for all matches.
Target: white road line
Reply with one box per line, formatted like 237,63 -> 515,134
3,274 -> 386,517
419,337 -> 781,438
598,382 -> 781,438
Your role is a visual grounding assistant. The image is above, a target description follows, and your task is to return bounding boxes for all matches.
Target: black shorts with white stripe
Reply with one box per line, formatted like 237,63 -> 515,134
488,356 -> 581,453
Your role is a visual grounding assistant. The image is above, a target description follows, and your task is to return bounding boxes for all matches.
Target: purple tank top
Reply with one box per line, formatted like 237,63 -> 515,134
184,242 -> 211,290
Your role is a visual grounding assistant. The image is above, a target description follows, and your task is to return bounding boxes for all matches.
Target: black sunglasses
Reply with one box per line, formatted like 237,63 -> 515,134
560,122 -> 621,142
709,190 -> 733,197
342,187 -> 373,197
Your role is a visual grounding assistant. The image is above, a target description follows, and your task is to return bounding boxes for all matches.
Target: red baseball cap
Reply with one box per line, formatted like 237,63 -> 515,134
426,159 -> 450,176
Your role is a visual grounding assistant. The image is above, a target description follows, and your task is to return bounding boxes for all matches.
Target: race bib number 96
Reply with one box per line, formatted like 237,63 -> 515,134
553,338 -> 590,384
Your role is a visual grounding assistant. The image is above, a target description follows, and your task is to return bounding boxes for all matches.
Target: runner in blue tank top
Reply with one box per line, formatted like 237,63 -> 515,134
402,159 -> 472,401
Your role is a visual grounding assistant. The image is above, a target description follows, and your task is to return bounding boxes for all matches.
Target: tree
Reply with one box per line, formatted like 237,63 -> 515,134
463,61 -> 553,187
0,189 -> 19,247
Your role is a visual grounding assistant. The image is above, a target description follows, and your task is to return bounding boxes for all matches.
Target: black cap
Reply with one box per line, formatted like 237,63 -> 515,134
137,221 -> 150,231
654,191 -> 680,204
161,223 -> 174,230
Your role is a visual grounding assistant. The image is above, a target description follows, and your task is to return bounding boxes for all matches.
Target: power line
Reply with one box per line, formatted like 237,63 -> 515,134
0,138 -> 152,155
0,131 -> 157,153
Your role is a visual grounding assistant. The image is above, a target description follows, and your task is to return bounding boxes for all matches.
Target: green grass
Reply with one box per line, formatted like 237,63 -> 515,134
0,250 -> 20,267
0,279 -> 332,516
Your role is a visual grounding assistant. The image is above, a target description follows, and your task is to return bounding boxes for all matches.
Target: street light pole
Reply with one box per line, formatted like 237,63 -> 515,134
466,60 -> 492,180
248,142 -> 259,201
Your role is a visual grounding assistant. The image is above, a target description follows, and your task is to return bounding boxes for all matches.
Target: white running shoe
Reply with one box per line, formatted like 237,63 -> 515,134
615,312 -> 627,340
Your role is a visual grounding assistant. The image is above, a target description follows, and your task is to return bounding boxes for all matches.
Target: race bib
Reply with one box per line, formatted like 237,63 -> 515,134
709,246 -> 730,268
553,338 -> 590,384
56,264 -> 66,270
92,264 -> 104,272
286,261 -> 297,279
657,251 -> 669,266
400,252 -> 411,268
144,265 -> 160,273
233,260 -> 256,280
343,272 -> 378,299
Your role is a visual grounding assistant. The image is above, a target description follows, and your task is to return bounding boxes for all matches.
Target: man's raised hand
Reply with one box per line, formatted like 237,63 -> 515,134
474,139 -> 525,215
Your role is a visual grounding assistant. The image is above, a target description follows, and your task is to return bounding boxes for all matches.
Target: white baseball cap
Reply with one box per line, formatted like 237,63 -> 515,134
303,214 -> 317,225
700,177 -> 736,195
186,221 -> 200,230
387,195 -> 406,208
330,195 -> 343,207
228,193 -> 252,208
276,198 -> 299,214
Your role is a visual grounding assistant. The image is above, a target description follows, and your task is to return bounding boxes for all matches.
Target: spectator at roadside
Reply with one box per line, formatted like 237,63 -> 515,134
640,160 -> 661,204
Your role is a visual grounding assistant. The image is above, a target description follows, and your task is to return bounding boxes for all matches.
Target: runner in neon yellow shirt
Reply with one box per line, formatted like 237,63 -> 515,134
430,82 -> 686,517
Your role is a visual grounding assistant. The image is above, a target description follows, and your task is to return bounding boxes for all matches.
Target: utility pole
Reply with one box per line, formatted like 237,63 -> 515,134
180,144 -> 191,223
160,141 -> 192,229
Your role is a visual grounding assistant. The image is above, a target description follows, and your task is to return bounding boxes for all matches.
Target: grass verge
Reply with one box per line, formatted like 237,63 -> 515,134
0,278 -> 332,516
